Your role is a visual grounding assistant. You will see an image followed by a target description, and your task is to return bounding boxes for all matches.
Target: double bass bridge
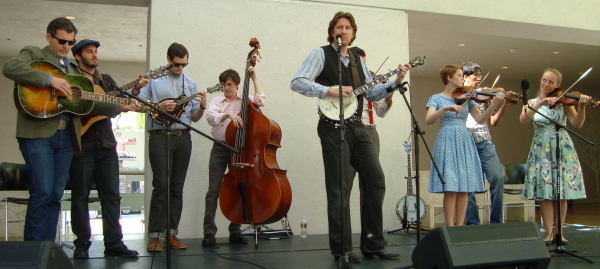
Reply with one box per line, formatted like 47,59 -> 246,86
232,163 -> 254,169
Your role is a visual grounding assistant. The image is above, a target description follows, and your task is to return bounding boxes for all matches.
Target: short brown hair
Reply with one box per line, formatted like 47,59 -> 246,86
219,69 -> 241,86
167,42 -> 188,60
439,64 -> 462,85
327,11 -> 357,45
47,17 -> 77,36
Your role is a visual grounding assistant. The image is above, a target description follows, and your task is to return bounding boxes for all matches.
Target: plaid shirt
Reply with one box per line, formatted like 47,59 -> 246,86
466,103 -> 492,143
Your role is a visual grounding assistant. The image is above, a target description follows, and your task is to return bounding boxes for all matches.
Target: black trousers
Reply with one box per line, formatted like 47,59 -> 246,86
317,119 -> 386,256
70,147 -> 123,247
147,133 -> 192,238
203,142 -> 242,236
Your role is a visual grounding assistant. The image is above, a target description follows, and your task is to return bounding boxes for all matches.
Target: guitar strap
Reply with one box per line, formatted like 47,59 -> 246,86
348,51 -> 364,117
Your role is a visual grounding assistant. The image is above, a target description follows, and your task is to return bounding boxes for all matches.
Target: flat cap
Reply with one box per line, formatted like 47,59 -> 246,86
71,39 -> 100,55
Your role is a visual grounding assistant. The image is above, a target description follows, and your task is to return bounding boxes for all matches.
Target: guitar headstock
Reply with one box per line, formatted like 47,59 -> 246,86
206,83 -> 224,94
145,65 -> 171,80
403,141 -> 412,153
408,56 -> 426,68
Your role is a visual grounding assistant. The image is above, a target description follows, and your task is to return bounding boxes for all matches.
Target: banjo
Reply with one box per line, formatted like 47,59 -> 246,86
396,141 -> 427,226
317,56 -> 425,121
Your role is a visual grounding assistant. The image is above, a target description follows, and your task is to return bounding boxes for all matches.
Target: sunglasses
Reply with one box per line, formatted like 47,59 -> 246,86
51,34 -> 76,46
171,62 -> 188,68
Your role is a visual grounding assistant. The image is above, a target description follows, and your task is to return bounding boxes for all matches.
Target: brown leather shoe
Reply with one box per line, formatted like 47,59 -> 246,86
147,238 -> 162,252
165,235 -> 187,249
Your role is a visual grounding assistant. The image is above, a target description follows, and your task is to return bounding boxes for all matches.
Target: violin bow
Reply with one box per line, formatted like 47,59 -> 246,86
478,72 -> 490,88
554,66 -> 593,99
490,74 -> 500,89
373,56 -> 389,75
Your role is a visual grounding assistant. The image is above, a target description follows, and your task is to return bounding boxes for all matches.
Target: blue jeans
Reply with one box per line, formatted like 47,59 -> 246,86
18,129 -> 73,241
466,140 -> 505,224
70,147 -> 123,247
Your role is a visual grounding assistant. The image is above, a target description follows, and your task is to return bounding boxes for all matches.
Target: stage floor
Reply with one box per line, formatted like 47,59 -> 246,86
66,223 -> 600,269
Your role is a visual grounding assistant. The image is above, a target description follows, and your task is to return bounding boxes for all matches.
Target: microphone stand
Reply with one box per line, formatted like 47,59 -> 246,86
77,66 -> 238,269
392,82 -> 445,242
525,104 -> 594,264
336,42 -> 351,269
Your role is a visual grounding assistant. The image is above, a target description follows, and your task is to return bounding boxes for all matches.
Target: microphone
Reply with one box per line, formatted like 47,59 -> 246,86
336,34 -> 342,48
386,81 -> 409,93
520,79 -> 529,106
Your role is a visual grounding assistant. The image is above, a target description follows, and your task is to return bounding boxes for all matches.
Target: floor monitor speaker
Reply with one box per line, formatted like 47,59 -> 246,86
0,241 -> 73,269
412,222 -> 550,269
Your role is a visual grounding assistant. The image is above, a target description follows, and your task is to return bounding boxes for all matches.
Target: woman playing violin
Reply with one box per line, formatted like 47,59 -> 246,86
425,64 -> 504,227
519,68 -> 590,245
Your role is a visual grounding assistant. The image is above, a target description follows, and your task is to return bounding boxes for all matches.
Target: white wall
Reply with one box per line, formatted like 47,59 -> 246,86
147,0 -> 412,238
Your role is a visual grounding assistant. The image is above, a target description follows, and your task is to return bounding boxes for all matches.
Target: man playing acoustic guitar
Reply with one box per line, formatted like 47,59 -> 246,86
2,18 -> 124,242
68,39 -> 145,259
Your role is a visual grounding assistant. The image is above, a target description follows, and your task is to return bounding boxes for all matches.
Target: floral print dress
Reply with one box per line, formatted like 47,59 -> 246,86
522,100 -> 586,200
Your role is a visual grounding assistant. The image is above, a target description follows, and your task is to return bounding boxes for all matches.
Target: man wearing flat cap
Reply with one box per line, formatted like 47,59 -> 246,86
69,39 -> 146,258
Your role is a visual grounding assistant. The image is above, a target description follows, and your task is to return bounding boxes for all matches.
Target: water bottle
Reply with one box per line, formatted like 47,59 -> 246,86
300,216 -> 308,238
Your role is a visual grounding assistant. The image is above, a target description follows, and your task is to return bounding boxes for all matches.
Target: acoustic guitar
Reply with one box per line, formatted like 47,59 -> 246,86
80,66 -> 171,134
15,60 -> 169,122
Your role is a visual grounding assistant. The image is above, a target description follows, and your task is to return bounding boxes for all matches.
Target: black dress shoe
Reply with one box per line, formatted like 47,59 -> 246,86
362,249 -> 400,260
202,234 -> 216,247
73,241 -> 91,259
104,243 -> 139,258
334,252 -> 362,263
229,232 -> 248,244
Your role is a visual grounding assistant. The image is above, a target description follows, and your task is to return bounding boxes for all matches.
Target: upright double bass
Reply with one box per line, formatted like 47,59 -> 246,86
219,38 -> 292,226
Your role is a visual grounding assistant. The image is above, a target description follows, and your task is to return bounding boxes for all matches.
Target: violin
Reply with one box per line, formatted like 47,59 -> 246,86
453,86 -> 522,105
547,88 -> 599,107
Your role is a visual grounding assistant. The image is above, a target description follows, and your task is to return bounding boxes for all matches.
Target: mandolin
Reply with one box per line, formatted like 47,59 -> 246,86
149,83 -> 223,128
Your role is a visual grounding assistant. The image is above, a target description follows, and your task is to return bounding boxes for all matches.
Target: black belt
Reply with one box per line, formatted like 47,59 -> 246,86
148,129 -> 190,136
319,114 -> 362,125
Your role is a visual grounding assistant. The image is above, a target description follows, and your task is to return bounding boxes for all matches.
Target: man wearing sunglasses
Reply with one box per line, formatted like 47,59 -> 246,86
3,18 -> 121,242
137,42 -> 207,252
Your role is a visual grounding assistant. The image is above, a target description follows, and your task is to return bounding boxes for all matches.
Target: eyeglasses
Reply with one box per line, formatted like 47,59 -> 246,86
171,62 -> 188,68
50,34 -> 76,46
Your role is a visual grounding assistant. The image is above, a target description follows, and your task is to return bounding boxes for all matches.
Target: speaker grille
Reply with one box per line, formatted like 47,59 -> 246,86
0,241 -> 43,266
445,222 -> 541,245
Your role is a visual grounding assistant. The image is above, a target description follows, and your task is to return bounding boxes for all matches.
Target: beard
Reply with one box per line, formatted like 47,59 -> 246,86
81,57 -> 99,68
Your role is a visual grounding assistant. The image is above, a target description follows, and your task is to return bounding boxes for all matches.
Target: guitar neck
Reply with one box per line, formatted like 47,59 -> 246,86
81,91 -> 131,105
352,68 -> 400,96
